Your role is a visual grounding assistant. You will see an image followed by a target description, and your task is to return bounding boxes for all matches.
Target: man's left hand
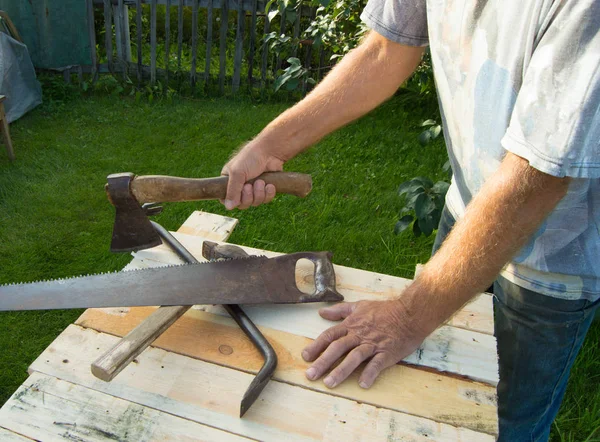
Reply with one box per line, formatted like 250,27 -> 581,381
301,299 -> 428,389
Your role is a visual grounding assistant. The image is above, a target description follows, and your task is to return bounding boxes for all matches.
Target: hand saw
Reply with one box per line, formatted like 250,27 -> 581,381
0,252 -> 343,311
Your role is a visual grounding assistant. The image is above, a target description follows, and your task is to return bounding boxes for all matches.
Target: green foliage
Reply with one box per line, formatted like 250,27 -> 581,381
418,119 -> 442,146
395,177 -> 449,237
274,57 -> 316,91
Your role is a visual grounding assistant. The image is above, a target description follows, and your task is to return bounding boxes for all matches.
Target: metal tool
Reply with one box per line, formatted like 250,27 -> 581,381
106,171 -> 313,252
0,249 -> 343,311
90,218 -> 281,417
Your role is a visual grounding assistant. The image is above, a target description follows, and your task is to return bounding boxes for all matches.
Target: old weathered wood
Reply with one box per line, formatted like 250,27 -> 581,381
125,231 -> 498,385
191,0 -> 199,87
204,0 -> 214,86
0,428 -> 31,441
136,0 -> 143,83
232,0 -> 246,92
291,5 -> 301,58
150,0 -> 158,85
92,211 -> 237,381
86,0 -> 98,82
302,7 -> 316,94
274,12 -> 286,74
165,0 -> 171,84
103,0 -> 114,73
261,15 -> 271,88
29,326 -> 495,441
77,306 -> 498,434
114,3 -> 124,60
0,99 -> 15,161
0,373 -> 250,441
247,0 -> 258,83
178,0 -> 184,69
219,0 -> 230,93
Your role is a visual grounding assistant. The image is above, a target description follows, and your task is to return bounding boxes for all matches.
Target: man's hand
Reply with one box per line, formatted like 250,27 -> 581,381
302,300 -> 428,389
221,142 -> 285,210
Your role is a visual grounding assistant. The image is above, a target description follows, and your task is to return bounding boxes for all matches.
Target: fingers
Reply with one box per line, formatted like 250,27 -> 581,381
323,345 -> 375,388
302,324 -> 347,363
305,335 -> 360,382
318,302 -> 357,321
223,169 -> 246,210
358,353 -> 395,389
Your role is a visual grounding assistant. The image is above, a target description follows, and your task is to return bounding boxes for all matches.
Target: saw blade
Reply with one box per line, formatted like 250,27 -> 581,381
0,252 -> 344,311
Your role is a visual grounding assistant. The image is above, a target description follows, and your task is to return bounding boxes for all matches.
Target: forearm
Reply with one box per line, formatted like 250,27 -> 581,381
400,153 -> 570,335
255,32 -> 424,161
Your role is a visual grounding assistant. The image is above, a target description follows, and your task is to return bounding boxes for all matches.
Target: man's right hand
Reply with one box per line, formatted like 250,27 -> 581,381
221,141 -> 285,210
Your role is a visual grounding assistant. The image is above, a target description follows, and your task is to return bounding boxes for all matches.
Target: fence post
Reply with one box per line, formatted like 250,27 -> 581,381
87,0 -> 98,83
136,0 -> 143,84
178,0 -> 184,70
219,0 -> 230,94
165,0 -> 171,85
191,0 -> 199,87
151,0 -> 157,85
232,0 -> 245,92
205,0 -> 214,87
103,0 -> 114,74
261,15 -> 271,89
247,0 -> 258,85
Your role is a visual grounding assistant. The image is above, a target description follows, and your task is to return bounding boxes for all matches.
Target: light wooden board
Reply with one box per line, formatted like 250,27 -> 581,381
0,428 -> 32,441
76,306 -> 498,434
0,372 -> 251,442
126,232 -> 499,386
29,325 -> 495,442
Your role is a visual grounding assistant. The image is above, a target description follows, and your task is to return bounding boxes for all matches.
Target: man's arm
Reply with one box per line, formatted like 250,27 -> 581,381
302,152 -> 570,389
221,32 -> 425,209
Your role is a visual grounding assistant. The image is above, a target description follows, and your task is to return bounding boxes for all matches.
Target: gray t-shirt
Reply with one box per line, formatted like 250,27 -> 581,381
361,0 -> 600,300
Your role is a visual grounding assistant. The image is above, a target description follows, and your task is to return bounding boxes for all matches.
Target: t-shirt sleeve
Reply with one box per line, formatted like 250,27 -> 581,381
501,1 -> 600,178
360,0 -> 429,47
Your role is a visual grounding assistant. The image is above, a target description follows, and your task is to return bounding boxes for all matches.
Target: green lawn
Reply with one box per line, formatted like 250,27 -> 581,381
0,92 -> 598,441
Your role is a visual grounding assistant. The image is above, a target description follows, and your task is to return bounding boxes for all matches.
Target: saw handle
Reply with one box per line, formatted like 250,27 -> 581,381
128,172 -> 312,203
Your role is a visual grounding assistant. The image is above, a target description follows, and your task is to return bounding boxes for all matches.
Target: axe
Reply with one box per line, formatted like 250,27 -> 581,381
106,172 -> 312,252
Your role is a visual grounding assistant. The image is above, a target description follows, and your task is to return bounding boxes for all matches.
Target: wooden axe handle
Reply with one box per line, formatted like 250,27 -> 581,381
130,172 -> 312,203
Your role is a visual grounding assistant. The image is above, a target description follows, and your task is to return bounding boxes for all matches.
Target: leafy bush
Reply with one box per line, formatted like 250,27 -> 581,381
395,177 -> 449,237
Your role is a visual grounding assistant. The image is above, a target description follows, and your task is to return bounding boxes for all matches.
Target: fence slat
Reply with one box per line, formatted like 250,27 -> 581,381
165,0 -> 171,84
292,5 -> 301,58
219,0 -> 229,94
87,0 -> 98,82
204,0 -> 214,86
191,0 -> 199,86
136,0 -> 142,84
123,5 -> 132,61
274,12 -> 286,74
178,0 -> 184,69
151,0 -> 157,85
103,0 -> 114,73
247,0 -> 258,84
232,0 -> 245,91
302,7 -> 316,95
261,15 -> 271,89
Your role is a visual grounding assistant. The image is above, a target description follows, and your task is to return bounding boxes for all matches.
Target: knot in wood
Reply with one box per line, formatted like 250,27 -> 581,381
219,344 -> 233,355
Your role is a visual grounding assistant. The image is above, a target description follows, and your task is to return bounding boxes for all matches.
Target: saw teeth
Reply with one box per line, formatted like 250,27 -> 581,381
0,256 -> 269,288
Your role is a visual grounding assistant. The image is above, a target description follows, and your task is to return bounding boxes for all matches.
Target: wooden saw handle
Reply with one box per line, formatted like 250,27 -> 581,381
130,172 -> 312,203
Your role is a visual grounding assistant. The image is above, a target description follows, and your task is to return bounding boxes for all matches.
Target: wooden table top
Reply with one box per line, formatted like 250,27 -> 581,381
0,211 -> 498,441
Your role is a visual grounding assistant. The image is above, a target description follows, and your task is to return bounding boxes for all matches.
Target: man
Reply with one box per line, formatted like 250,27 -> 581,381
220,1 -> 600,440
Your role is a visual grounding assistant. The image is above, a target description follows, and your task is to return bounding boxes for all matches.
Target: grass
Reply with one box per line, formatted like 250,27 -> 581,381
0,91 -> 598,441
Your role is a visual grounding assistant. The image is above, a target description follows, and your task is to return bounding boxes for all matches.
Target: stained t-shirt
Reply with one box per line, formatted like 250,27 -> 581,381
361,0 -> 600,300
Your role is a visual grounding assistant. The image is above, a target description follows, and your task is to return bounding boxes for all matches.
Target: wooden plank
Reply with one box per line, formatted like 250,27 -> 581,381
86,0 -> 98,82
114,3 -> 124,60
123,5 -> 132,61
191,0 -> 199,87
205,0 -> 214,86
77,306 -> 498,434
247,0 -> 258,83
29,326 -> 495,441
291,5 -> 301,58
0,428 -> 32,441
103,0 -> 114,73
261,15 -> 271,88
232,0 -> 246,92
219,0 -> 230,94
274,12 -> 286,74
125,232 -> 498,385
0,373 -> 250,441
178,0 -> 184,70
165,0 -> 171,84
151,0 -> 158,85
302,7 -> 316,94
136,0 -> 143,84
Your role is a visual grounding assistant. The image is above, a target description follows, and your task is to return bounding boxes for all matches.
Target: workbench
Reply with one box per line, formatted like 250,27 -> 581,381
0,211 -> 499,441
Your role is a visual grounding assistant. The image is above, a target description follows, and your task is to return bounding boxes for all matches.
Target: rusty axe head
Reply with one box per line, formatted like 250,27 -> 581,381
106,173 -> 162,253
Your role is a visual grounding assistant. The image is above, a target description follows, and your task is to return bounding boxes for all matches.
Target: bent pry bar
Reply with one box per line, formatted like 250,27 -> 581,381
150,221 -> 278,417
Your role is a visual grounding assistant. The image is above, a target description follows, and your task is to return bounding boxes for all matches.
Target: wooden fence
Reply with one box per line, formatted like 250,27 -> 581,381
74,0 -> 331,93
